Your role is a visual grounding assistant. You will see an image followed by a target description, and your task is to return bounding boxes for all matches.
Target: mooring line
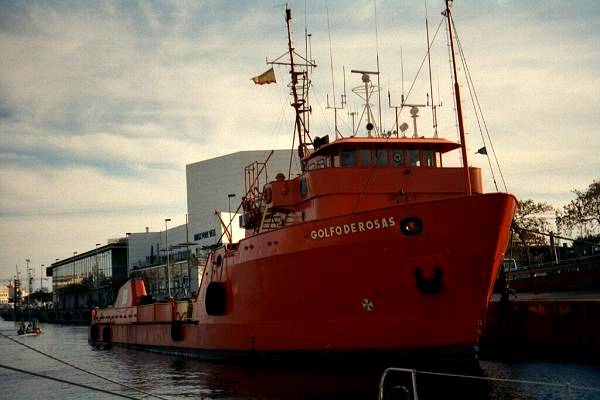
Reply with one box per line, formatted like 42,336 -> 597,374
0,363 -> 140,399
0,331 -> 171,400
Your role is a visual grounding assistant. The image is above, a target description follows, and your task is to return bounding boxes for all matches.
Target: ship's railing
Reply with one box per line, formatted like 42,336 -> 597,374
378,367 -> 600,400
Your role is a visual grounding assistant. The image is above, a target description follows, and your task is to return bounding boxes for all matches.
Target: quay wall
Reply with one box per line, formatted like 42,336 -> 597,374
481,298 -> 600,360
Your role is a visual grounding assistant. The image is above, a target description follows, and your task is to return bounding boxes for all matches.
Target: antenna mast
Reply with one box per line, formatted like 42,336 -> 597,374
325,5 -> 346,139
445,0 -> 471,195
425,0 -> 438,137
267,7 -> 316,169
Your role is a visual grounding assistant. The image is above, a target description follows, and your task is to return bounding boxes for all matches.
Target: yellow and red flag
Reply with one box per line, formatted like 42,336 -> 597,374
251,67 -> 276,85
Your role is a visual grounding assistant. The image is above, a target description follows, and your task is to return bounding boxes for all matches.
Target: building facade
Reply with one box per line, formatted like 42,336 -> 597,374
0,286 -> 8,304
47,240 -> 127,310
49,150 -> 297,307
125,150 -> 296,299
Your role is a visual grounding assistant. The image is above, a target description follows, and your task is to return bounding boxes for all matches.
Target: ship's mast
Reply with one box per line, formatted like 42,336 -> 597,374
266,8 -> 315,172
285,8 -> 313,163
445,0 -> 471,195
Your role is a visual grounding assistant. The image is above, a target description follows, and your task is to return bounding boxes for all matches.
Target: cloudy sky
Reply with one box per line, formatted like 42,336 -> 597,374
1,0 -> 598,285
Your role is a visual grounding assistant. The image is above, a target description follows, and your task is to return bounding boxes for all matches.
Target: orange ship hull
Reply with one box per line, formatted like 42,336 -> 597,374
91,193 -> 516,358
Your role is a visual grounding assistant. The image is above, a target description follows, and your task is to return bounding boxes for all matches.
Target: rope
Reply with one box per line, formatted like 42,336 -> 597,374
350,16 -> 445,213
451,17 -> 498,191
450,15 -> 508,192
0,363 -> 141,400
417,370 -> 600,393
403,17 -> 445,106
0,331 -> 170,400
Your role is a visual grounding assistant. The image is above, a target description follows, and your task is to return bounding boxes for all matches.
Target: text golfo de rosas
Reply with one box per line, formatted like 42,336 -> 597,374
309,217 -> 396,240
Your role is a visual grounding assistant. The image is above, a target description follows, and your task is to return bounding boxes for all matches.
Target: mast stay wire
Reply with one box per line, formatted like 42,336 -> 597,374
352,16 -> 444,213
0,363 -> 142,400
449,23 -> 498,191
451,15 -> 509,192
326,1 -> 338,136
401,18 -> 445,114
0,330 -> 171,400
424,0 -> 438,137
373,0 -> 383,134
443,9 -> 462,163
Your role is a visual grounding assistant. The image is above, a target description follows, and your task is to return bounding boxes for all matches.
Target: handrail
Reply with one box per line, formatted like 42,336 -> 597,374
378,367 -> 600,400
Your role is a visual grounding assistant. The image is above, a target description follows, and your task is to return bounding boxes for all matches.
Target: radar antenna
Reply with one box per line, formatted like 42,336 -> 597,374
351,69 -> 380,137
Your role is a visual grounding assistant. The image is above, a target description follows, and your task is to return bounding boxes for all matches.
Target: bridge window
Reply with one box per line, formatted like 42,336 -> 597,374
332,154 -> 340,167
341,149 -> 356,167
375,148 -> 388,167
422,150 -> 434,167
391,150 -> 405,167
316,158 -> 326,168
408,150 -> 420,166
360,149 -> 372,167
436,152 -> 443,167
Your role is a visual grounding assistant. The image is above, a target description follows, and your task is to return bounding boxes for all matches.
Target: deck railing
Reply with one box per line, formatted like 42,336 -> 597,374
378,367 -> 600,400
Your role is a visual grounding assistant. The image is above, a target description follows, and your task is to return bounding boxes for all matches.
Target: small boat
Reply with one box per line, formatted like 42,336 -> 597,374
17,319 -> 42,335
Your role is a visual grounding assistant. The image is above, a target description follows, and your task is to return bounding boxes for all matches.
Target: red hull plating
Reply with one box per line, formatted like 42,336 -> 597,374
91,193 -> 516,356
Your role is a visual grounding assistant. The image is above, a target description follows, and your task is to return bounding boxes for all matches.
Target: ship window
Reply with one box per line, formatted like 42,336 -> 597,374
306,163 -> 316,171
375,148 -> 388,167
436,152 -> 443,167
391,150 -> 405,167
423,150 -> 434,167
341,149 -> 356,167
332,154 -> 340,167
316,158 -> 326,168
408,150 -> 420,166
360,149 -> 372,167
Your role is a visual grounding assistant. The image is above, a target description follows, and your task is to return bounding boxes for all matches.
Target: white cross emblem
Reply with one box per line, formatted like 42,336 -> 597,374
362,298 -> 374,312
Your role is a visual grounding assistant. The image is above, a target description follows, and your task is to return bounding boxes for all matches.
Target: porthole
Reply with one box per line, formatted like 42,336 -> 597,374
400,217 -> 423,236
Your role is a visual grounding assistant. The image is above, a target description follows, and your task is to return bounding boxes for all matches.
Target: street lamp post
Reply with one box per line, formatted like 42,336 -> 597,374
73,251 -> 77,309
94,243 -> 101,305
26,259 -> 31,309
165,218 -> 172,298
185,214 -> 191,297
125,233 -> 131,272
40,264 -> 44,292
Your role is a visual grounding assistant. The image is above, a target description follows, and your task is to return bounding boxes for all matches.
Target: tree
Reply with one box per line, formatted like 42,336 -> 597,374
557,179 -> 600,236
29,288 -> 52,303
512,199 -> 554,265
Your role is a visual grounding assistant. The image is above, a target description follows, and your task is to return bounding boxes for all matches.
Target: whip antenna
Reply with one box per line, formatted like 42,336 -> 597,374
374,0 -> 383,135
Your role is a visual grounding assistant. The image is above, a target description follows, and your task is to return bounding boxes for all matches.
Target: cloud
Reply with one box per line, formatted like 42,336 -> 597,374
0,1 -> 599,277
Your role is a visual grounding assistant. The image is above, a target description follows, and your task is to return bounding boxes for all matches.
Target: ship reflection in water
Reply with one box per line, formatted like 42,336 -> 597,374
1,321 -> 599,400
